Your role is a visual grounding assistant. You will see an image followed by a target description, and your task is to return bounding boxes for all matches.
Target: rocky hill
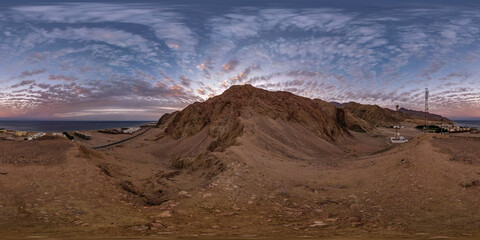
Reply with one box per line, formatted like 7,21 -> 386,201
341,102 -> 399,127
333,102 -> 452,127
157,85 -> 369,152
398,107 -> 451,123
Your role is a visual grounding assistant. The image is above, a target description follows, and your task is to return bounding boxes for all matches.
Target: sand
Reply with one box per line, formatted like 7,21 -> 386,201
1,86 -> 479,239
1,121 -> 480,239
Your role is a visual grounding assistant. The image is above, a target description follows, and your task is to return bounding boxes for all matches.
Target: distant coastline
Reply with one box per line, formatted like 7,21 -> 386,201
0,120 -> 154,132
453,120 -> 480,128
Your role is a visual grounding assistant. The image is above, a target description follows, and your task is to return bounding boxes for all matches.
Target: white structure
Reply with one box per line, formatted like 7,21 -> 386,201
122,127 -> 141,134
391,129 -> 408,143
391,105 -> 408,144
27,132 -> 46,141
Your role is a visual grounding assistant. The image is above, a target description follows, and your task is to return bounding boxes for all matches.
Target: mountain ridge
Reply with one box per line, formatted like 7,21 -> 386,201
332,101 -> 452,126
157,85 -> 370,152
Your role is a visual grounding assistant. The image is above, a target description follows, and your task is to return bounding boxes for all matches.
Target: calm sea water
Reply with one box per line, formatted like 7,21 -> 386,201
0,121 -> 153,132
454,120 -> 480,128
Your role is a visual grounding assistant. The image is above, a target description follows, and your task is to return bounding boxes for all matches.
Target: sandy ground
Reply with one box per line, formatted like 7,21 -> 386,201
1,121 -> 480,239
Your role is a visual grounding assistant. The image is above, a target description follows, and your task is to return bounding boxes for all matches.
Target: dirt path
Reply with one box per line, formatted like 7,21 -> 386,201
91,127 -> 153,149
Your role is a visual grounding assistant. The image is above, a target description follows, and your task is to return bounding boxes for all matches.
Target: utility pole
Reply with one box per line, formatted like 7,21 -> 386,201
424,88 -> 429,133
395,105 -> 399,124
395,105 -> 399,139
391,104 -> 408,143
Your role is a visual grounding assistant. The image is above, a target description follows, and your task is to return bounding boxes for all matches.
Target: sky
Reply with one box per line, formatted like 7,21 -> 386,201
1,0 -> 480,121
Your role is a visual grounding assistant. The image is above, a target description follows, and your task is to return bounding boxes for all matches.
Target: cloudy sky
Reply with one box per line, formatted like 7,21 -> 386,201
1,0 -> 480,120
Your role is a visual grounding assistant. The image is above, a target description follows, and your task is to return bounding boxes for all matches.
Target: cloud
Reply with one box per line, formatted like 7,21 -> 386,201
229,65 -> 260,84
179,75 -> 192,87
16,69 -> 46,78
11,80 -> 35,88
36,83 -> 51,89
43,27 -> 158,55
2,2 -> 480,119
48,74 -> 78,82
222,59 -> 239,73
12,3 -> 198,52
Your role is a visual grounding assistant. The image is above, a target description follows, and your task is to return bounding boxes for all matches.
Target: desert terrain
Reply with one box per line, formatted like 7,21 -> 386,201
1,85 -> 479,239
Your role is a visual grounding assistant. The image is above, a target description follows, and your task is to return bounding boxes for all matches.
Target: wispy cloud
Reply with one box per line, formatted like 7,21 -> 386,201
11,80 -> 35,88
48,74 -> 78,82
1,2 -> 480,119
16,69 -> 46,79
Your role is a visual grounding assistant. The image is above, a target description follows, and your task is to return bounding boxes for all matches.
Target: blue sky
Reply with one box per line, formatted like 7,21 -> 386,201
1,0 -> 480,120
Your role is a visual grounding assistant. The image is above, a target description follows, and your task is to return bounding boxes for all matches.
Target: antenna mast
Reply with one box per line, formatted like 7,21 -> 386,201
395,105 -> 399,139
424,88 -> 429,132
391,104 -> 408,143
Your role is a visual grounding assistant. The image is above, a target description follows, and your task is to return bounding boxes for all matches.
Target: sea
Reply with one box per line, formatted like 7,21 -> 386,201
0,121 -> 153,132
453,120 -> 480,128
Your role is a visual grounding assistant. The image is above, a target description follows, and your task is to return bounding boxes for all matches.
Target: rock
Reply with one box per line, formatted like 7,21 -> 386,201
201,203 -> 215,210
74,131 -> 92,140
148,222 -> 165,229
133,225 -> 149,231
202,193 -> 212,198
310,220 -> 329,227
74,209 -> 86,215
158,211 -> 172,218
460,180 -> 479,188
172,157 -> 194,169
178,191 -> 192,198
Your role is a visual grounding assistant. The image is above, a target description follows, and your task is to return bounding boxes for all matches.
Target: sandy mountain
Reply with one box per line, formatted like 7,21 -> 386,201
398,107 -> 451,123
340,102 -> 400,127
337,102 -> 452,127
157,85 -> 369,153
